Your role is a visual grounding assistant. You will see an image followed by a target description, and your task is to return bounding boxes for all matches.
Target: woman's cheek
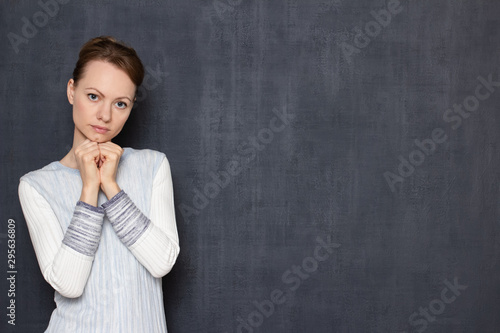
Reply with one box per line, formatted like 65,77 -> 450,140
73,98 -> 88,121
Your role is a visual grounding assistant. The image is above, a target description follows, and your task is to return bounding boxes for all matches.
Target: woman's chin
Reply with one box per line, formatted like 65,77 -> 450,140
87,131 -> 114,143
88,135 -> 109,143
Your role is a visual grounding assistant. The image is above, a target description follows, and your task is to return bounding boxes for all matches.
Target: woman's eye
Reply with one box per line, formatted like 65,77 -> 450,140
88,93 -> 98,101
116,101 -> 127,109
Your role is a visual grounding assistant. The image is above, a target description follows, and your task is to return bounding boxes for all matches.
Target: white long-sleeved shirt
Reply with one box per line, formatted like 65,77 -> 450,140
19,148 -> 179,333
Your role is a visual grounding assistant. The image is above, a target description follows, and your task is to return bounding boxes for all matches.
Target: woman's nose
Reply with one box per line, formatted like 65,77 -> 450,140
96,105 -> 112,122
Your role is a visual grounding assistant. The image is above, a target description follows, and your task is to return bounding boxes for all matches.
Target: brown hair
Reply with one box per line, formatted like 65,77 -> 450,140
72,36 -> 144,89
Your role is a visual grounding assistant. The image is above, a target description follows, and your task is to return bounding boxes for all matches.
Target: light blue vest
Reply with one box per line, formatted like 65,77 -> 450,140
21,148 -> 168,333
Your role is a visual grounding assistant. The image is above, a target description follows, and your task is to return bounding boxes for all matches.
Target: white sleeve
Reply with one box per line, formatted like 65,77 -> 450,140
18,180 -> 104,298
102,157 -> 180,278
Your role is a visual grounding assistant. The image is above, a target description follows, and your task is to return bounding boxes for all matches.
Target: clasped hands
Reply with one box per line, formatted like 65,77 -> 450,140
75,139 -> 123,206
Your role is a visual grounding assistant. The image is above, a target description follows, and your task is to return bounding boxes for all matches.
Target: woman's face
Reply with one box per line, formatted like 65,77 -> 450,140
67,60 -> 136,144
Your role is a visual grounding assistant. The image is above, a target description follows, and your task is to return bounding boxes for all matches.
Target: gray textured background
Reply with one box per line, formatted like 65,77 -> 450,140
2,0 -> 500,332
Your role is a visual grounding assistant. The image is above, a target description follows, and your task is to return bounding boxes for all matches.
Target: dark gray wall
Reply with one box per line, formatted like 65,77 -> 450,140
2,0 -> 500,332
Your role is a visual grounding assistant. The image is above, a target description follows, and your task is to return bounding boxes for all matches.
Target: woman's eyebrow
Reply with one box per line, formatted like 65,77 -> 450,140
85,87 -> 132,102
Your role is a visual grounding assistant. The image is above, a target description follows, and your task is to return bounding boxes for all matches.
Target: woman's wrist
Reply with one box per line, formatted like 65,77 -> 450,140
101,181 -> 121,200
80,185 -> 99,207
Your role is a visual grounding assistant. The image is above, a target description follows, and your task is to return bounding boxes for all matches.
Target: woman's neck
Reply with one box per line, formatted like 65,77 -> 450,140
60,148 -> 78,169
59,128 -> 84,169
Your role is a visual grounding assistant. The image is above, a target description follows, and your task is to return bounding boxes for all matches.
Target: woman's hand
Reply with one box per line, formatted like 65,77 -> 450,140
74,139 -> 101,206
97,142 -> 124,199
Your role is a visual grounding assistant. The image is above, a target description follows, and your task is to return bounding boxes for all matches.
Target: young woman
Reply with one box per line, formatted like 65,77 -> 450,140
18,36 -> 179,332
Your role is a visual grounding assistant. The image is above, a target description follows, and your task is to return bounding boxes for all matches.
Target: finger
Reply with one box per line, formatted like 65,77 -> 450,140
98,142 -> 123,153
75,139 -> 99,152
98,144 -> 123,159
98,147 -> 122,157
76,144 -> 100,160
76,139 -> 97,149
98,141 -> 120,148
75,143 -> 101,166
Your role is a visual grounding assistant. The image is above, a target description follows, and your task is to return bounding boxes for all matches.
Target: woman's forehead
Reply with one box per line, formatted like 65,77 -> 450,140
78,60 -> 135,98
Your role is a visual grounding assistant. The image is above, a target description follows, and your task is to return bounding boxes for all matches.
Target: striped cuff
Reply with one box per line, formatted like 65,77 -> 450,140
102,191 -> 151,247
62,201 -> 105,256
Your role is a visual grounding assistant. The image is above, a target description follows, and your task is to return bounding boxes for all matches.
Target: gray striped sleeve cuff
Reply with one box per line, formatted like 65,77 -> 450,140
62,201 -> 105,256
102,191 -> 151,247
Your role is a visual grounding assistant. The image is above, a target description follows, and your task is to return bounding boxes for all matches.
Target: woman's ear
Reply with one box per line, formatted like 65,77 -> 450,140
67,79 -> 75,105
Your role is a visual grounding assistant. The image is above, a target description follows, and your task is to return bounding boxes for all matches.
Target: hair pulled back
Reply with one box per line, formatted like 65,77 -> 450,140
72,36 -> 144,88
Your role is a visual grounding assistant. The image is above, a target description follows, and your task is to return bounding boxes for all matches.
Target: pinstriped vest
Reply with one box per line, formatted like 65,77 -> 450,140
21,148 -> 168,333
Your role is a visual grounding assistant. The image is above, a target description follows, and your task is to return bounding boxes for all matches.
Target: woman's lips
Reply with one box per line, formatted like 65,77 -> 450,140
91,125 -> 109,134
